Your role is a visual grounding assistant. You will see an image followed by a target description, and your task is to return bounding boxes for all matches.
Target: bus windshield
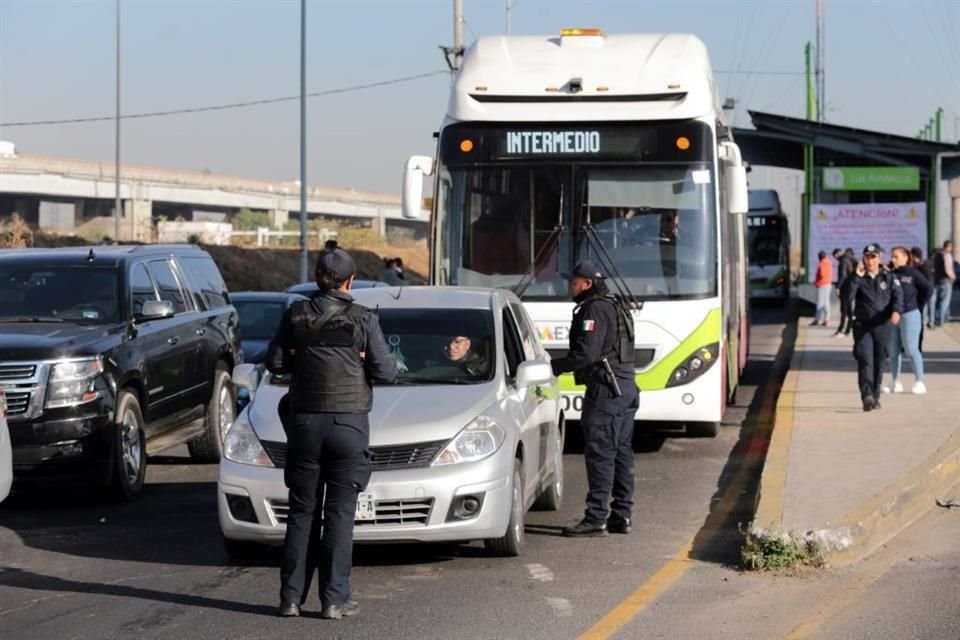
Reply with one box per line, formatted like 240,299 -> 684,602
747,216 -> 787,267
433,121 -> 717,301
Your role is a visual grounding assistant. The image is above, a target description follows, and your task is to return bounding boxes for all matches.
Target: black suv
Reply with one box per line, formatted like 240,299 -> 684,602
0,245 -> 242,499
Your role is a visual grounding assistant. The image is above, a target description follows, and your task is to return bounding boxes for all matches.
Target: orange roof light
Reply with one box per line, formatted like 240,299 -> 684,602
460,139 -> 474,153
561,28 -> 604,37
675,136 -> 691,151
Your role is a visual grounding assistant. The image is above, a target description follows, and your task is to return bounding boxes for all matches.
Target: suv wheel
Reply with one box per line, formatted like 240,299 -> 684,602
188,363 -> 234,462
111,390 -> 147,500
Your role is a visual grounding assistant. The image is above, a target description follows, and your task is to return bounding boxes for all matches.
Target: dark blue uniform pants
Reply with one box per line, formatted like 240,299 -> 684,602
280,412 -> 371,607
852,322 -> 893,401
580,378 -> 639,524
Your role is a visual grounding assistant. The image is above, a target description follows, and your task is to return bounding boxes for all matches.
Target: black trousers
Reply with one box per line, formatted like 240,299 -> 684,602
852,322 -> 893,401
280,412 -> 371,607
580,378 -> 639,524
838,295 -> 853,334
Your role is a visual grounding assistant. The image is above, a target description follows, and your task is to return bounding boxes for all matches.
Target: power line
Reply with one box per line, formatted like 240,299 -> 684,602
0,70 -> 449,128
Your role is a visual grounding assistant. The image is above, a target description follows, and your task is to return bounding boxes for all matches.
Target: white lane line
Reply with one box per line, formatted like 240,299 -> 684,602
526,563 -> 554,582
546,597 -> 573,617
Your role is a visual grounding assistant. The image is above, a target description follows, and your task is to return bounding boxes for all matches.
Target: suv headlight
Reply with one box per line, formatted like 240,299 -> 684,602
223,412 -> 274,467
46,357 -> 103,409
433,416 -> 506,466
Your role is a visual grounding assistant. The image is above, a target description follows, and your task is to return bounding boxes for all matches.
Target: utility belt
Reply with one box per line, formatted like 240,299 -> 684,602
575,354 -> 626,398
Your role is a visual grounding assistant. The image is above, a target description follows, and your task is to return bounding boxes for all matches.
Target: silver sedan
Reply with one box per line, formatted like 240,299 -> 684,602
218,287 -> 564,558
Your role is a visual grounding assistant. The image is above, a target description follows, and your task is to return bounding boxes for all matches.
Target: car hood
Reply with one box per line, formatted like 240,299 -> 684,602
0,322 -> 123,360
247,381 -> 498,447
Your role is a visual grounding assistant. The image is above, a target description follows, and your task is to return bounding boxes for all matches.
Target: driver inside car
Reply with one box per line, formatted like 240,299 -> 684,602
438,335 -> 488,377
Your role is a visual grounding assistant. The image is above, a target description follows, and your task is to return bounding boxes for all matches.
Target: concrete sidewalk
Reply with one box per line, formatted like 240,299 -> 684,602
748,316 -> 960,567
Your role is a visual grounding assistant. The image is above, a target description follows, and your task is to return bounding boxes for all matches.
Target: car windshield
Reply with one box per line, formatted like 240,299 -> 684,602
234,300 -> 288,340
0,265 -> 121,323
378,308 -> 495,384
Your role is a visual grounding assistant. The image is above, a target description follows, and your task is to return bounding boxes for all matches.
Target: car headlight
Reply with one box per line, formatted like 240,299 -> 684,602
433,416 -> 506,466
666,343 -> 719,388
46,357 -> 103,409
223,412 -> 274,467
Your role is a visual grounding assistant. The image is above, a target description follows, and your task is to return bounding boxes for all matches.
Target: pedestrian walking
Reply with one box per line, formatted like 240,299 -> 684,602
378,258 -> 403,286
833,247 -> 857,336
551,261 -> 639,537
846,244 -> 903,412
813,250 -> 833,326
883,246 -> 932,395
932,240 -> 956,327
911,247 -> 933,349
267,248 -> 397,619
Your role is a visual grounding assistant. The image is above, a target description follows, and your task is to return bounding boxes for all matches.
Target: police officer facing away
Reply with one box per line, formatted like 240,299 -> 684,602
267,249 -> 397,619
550,261 -> 639,537
846,244 -> 903,412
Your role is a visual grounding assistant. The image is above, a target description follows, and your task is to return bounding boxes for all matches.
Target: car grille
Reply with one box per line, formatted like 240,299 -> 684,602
259,439 -> 447,471
4,391 -> 30,416
547,348 -> 654,370
267,497 -> 434,527
0,364 -> 37,381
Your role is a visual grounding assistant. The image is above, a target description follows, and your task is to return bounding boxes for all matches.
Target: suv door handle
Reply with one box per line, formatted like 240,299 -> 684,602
195,328 -> 206,336
167,337 -> 179,345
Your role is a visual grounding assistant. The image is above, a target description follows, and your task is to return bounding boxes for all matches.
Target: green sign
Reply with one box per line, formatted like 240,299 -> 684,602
822,166 -> 920,191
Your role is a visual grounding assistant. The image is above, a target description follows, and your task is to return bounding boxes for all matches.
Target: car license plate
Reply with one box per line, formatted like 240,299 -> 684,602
355,492 -> 376,521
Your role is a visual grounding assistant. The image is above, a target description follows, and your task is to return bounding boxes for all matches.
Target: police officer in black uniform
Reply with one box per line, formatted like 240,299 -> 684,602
267,249 -> 397,619
551,261 -> 639,537
846,243 -> 903,412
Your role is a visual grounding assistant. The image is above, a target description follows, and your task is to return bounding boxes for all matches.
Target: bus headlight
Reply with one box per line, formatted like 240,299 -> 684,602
666,343 -> 719,388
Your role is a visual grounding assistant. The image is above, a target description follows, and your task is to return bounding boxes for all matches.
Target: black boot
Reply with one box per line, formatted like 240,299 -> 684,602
562,519 -> 608,537
607,515 -> 633,534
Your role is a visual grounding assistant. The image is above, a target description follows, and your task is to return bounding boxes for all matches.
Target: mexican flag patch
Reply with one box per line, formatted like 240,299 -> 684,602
582,319 -> 596,332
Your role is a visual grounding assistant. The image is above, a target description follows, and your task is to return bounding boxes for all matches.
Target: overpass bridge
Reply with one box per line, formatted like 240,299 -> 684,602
0,148 -> 425,242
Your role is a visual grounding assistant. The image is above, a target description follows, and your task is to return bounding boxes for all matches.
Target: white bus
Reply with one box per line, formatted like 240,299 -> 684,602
402,29 -> 749,437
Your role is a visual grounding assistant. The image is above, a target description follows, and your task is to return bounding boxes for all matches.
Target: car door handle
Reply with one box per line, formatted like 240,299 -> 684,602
195,328 -> 206,336
167,337 -> 179,345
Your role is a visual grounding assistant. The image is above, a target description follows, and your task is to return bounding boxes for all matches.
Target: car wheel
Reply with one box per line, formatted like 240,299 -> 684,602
188,363 -> 235,462
533,424 -> 564,511
111,390 -> 147,501
222,535 -> 262,562
484,458 -> 524,557
687,421 -> 720,438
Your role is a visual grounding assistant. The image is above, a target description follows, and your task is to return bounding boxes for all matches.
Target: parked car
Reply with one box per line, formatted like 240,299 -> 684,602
219,286 -> 563,558
231,292 -> 307,364
0,389 -> 11,503
0,245 -> 243,499
285,279 -> 388,296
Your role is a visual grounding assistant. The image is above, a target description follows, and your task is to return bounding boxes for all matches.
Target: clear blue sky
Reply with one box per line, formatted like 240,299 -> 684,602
1,0 -> 958,193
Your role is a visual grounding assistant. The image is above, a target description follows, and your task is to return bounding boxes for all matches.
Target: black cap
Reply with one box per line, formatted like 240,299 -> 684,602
560,260 -> 606,281
863,243 -> 884,256
315,248 -> 356,280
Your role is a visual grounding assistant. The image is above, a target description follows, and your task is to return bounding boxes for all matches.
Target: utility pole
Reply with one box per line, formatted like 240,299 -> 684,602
815,0 -> 825,122
506,0 -> 513,35
803,42 -> 816,281
454,0 -> 464,70
934,107 -> 943,142
299,0 -> 308,282
114,0 -> 121,243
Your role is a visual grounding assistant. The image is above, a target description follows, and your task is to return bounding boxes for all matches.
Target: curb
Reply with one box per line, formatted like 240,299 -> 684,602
746,322 -> 960,569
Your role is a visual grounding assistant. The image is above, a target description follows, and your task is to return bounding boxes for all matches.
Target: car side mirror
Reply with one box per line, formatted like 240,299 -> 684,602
516,360 -> 554,388
137,300 -> 175,321
402,155 -> 434,220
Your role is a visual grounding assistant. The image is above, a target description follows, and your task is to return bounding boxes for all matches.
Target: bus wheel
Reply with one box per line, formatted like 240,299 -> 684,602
687,421 -> 719,438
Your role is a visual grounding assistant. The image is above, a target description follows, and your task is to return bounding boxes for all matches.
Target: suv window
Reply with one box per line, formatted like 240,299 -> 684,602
180,256 -> 230,309
147,260 -> 189,314
130,264 -> 158,316
502,309 -> 526,380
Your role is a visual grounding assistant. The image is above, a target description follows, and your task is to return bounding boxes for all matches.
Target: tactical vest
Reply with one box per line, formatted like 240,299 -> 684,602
288,299 -> 372,413
574,294 -> 635,384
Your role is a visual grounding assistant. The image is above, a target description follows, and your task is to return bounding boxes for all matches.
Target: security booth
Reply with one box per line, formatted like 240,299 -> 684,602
735,111 -> 960,286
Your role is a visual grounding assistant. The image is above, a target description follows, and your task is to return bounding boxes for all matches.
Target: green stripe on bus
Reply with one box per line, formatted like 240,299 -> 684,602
750,267 -> 787,291
556,308 -> 722,393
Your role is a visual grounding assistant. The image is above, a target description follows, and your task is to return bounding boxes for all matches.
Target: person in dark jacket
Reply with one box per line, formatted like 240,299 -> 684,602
884,246 -> 933,395
846,244 -> 904,412
911,247 -> 934,349
551,261 -> 638,537
833,247 -> 858,336
267,248 -> 397,620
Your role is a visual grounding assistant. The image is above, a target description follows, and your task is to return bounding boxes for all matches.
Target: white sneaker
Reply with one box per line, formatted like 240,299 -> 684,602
912,381 -> 927,394
893,381 -> 904,393
881,385 -> 891,394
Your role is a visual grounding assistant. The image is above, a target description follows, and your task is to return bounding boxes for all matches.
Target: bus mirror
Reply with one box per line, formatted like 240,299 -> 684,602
726,165 -> 749,214
402,155 -> 434,219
